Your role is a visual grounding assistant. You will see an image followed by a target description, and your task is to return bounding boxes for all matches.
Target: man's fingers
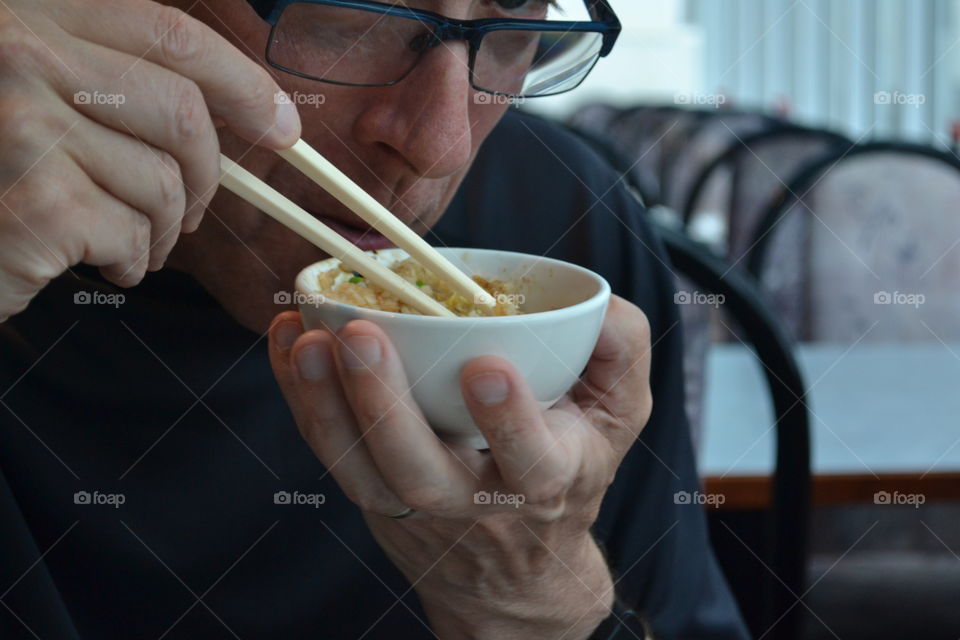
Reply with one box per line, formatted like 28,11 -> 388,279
57,0 -> 300,148
67,115 -> 185,271
267,314 -> 404,515
461,356 -> 572,500
573,295 -> 653,445
40,32 -> 218,230
331,320 -> 474,511
2,152 -> 152,287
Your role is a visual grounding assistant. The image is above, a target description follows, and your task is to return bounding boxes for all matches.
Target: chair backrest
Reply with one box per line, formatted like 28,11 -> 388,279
683,126 -> 853,261
658,221 -> 811,640
661,110 -> 782,212
560,122 -> 811,639
570,104 -> 716,206
748,142 -> 960,342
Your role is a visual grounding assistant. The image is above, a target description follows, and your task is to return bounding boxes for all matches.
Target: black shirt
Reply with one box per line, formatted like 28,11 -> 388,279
0,110 -> 748,640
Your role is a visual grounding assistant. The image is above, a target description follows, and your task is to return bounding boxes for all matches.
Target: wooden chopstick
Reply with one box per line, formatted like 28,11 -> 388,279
276,139 -> 497,310
219,155 -> 456,318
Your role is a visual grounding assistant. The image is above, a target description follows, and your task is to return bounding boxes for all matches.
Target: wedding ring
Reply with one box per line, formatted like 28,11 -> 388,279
384,506 -> 416,519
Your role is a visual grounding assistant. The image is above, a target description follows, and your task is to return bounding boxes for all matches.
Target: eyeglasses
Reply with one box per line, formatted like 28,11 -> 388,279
262,0 -> 621,98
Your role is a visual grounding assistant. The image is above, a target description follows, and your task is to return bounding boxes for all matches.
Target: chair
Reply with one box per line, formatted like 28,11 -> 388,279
659,110 -> 782,213
681,125 -> 853,262
570,104 -> 716,207
746,141 -> 960,342
561,122 -> 812,639
743,141 -> 960,640
656,221 -> 812,640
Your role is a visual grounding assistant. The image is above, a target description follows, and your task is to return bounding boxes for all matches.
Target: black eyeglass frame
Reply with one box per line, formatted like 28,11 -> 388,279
263,0 -> 621,98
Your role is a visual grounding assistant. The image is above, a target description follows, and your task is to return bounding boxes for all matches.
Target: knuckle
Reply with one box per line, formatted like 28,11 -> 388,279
124,213 -> 152,267
9,173 -> 59,233
155,7 -> 206,65
232,71 -> 280,117
170,78 -> 210,145
0,97 -> 44,157
525,478 -> 567,505
0,21 -> 50,76
154,152 -> 185,215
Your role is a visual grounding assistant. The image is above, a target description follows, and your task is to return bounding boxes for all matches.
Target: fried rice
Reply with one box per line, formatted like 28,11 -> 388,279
316,257 -> 525,317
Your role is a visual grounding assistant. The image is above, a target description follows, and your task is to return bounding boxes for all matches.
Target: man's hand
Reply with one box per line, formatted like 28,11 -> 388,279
0,0 -> 300,321
268,295 -> 653,640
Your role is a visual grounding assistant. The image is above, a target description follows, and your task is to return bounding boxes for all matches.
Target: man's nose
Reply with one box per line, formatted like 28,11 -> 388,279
353,41 -> 474,179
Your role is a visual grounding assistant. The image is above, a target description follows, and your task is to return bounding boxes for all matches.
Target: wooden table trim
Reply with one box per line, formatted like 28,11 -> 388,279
703,472 -> 960,510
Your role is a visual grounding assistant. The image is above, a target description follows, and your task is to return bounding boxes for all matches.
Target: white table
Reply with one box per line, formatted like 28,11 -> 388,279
699,342 -> 960,507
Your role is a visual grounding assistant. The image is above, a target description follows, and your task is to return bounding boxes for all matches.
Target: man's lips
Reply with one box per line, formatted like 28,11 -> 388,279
313,214 -> 396,252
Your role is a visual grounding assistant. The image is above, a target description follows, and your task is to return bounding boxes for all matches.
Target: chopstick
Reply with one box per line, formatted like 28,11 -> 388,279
276,139 -> 497,311
219,155 -> 456,318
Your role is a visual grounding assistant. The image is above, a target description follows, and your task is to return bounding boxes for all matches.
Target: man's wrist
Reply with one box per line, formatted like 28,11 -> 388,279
421,535 -> 614,640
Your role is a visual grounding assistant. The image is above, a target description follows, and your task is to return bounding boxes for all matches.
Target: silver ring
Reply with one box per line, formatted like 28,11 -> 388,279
384,506 -> 416,519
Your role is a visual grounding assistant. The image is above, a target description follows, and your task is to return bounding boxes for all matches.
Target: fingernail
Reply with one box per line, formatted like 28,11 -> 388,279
275,321 -> 301,350
467,372 -> 509,406
296,343 -> 331,381
274,96 -> 300,140
341,335 -> 381,371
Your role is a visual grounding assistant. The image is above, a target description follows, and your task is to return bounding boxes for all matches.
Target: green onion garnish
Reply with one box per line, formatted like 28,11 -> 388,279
349,276 -> 363,284
415,280 -> 425,287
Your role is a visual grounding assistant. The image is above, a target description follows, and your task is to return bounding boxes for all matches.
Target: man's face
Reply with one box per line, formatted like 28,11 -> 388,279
170,0 -> 515,331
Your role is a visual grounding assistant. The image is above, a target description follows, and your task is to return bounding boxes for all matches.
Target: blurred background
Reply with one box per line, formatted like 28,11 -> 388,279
522,1 -> 960,639
528,0 -> 960,146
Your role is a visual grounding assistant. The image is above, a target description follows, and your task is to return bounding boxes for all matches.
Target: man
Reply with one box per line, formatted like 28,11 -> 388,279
0,0 -> 748,638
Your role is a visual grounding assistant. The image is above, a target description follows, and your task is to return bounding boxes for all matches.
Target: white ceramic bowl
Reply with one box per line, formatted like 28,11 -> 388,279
295,247 -> 610,449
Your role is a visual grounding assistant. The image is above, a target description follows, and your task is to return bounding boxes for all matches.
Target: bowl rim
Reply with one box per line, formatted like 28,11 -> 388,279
294,247 -> 611,323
